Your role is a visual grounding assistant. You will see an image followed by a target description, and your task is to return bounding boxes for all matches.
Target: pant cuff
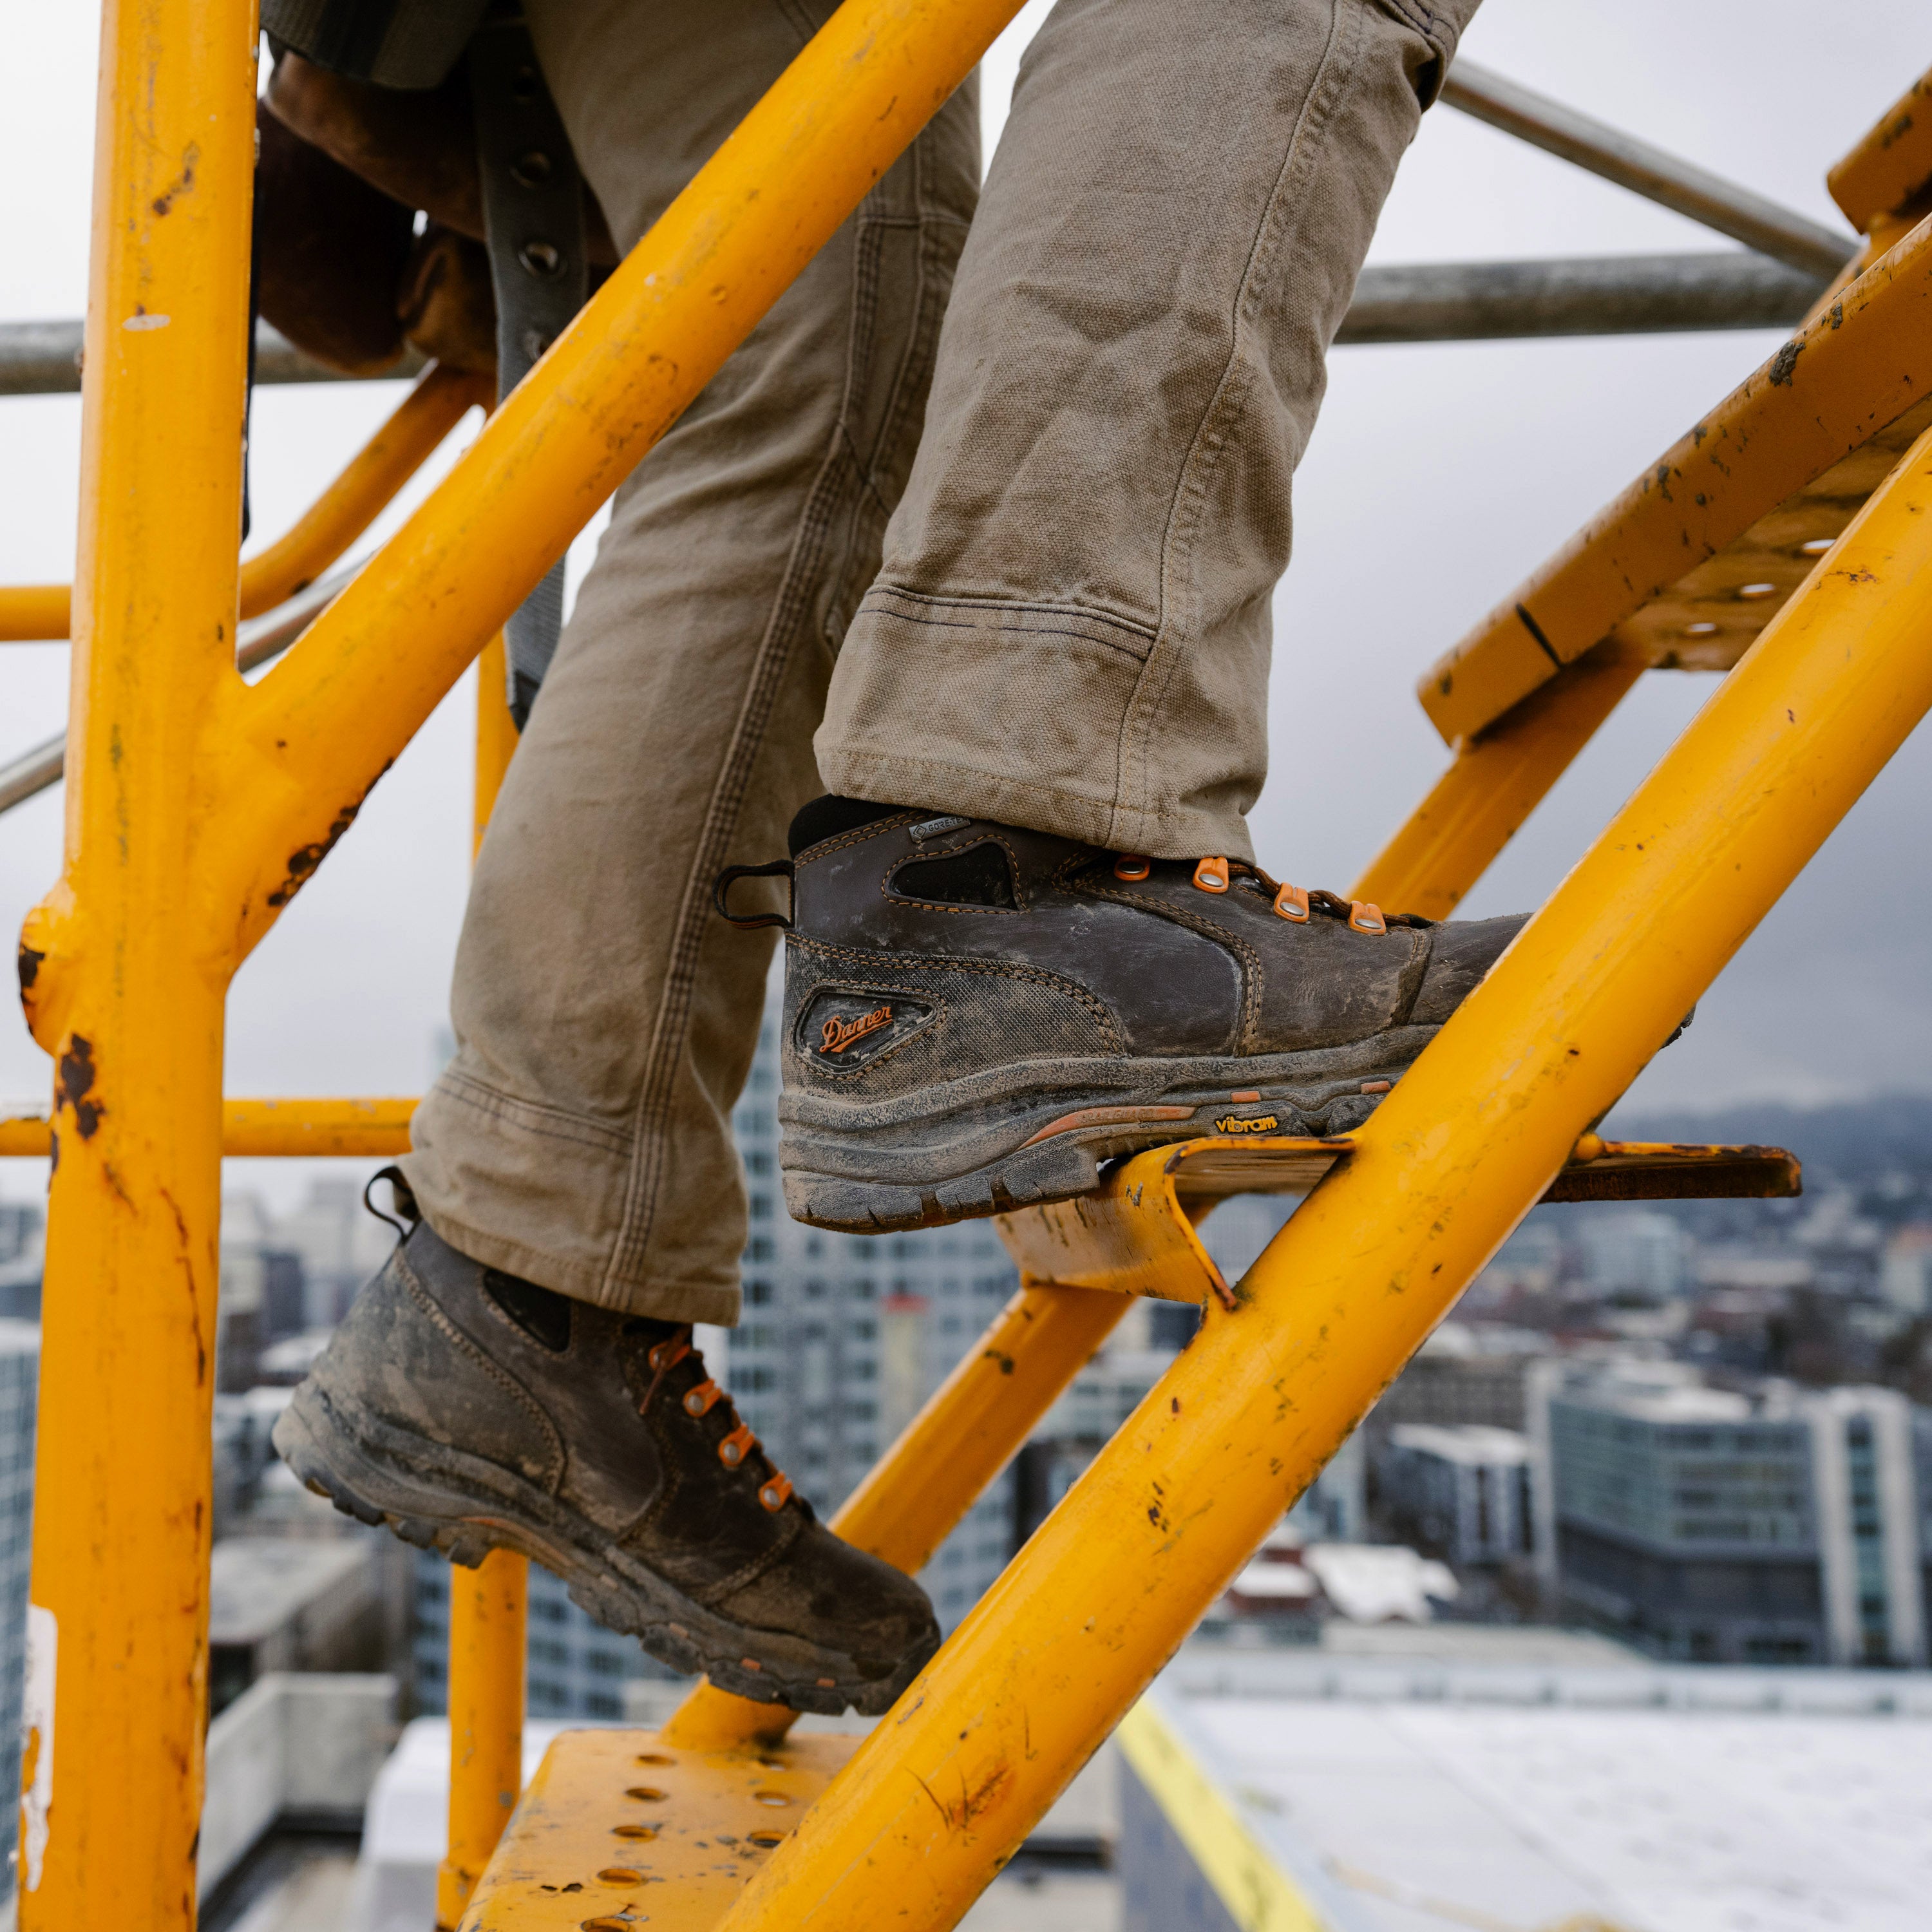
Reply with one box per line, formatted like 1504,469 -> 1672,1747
402,1065 -> 744,1325
817,589 -> 1256,861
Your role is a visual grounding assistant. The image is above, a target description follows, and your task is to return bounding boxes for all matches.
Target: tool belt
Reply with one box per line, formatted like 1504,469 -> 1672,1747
261,0 -> 596,725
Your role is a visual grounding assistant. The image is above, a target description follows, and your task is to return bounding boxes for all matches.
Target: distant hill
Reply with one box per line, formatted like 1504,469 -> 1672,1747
1605,1094 -> 1932,1181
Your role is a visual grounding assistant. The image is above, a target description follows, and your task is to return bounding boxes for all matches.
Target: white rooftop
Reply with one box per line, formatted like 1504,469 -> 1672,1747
1155,1656 -> 1932,1932
1302,1544 -> 1459,1625
1387,1423 -> 1531,1464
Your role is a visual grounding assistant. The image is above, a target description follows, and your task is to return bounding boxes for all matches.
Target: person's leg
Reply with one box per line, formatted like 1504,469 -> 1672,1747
277,0 -> 979,1712
404,0 -> 978,1319
816,0 -> 1479,860
775,0 -> 1521,1233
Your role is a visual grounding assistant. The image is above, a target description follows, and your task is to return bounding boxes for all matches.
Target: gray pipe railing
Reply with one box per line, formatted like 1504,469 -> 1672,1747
1440,60 -> 1855,280
1337,250 -> 1826,345
0,247 -> 1830,401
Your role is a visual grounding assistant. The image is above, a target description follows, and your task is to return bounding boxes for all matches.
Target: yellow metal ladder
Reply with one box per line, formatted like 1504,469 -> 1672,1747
5,0 -> 1932,1926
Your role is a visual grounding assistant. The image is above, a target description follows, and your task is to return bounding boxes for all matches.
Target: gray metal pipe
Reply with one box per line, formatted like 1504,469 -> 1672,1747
0,319 -> 426,397
0,563 -> 358,818
1441,60 -> 1855,281
1338,251 -> 1826,345
0,251 -> 1830,402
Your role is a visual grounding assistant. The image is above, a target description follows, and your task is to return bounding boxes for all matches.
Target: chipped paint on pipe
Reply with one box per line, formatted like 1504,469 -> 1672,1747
1352,640 -> 1648,918
710,433 -> 1932,1931
20,0 -> 259,1923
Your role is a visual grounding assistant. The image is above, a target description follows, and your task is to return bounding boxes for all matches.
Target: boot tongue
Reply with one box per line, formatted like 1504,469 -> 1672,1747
788,794 -> 905,856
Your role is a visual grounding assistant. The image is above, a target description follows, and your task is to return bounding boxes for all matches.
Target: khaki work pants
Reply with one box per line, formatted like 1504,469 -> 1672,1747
402,0 -> 1481,1321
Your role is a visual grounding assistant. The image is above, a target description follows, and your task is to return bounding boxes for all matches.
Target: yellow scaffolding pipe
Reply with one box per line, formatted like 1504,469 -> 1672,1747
704,427 -> 1932,1932
0,1095 -> 416,1159
0,363 -> 484,643
18,0 -> 256,1924
439,632 -> 529,1929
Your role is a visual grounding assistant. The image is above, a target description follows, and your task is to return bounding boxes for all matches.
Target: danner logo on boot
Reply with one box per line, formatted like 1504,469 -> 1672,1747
797,988 -> 937,1071
820,1005 -> 893,1055
1214,1112 -> 1280,1135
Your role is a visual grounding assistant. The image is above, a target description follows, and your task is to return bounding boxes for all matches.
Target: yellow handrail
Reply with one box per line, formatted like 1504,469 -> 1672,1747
0,1095 -> 415,1159
0,362 -> 485,642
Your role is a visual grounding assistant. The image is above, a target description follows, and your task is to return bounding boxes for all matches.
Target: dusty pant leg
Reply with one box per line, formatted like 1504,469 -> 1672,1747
401,0 -> 978,1320
817,0 -> 1480,862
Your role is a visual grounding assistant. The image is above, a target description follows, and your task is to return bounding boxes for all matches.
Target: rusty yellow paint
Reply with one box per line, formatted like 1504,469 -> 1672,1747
663,1280 -> 1129,1751
989,1132 -> 1797,1312
1354,641 -> 1647,918
1828,64 -> 1932,234
703,426 -> 1932,1932
441,1550 -> 529,1929
14,0 -> 258,1922
15,13 -> 1028,1907
463,1728 -> 861,1931
0,363 -> 484,642
1417,213 -> 1932,745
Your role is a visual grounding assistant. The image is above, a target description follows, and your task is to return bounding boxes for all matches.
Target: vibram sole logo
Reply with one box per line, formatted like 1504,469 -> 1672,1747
820,1004 -> 893,1056
1214,1112 -> 1280,1135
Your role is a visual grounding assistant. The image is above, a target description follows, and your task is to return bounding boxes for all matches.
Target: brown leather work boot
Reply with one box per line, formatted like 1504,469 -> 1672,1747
735,798 -> 1528,1233
272,1193 -> 938,1715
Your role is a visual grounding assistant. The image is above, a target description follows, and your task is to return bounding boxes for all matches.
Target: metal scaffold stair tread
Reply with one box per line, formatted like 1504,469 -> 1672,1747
994,1134 -> 1800,1308
1418,211 -> 1932,746
462,1728 -> 860,1931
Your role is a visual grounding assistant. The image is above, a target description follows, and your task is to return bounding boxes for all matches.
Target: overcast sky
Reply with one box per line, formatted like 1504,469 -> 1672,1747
2,1 -> 1929,1209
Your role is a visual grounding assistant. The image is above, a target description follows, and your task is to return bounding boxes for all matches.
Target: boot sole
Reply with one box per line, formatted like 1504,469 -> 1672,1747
780,1027 -> 1440,1232
273,1383 -> 933,1718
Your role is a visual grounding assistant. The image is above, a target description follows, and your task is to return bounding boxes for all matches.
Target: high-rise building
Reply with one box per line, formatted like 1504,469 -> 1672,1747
1578,1208 -> 1688,1300
726,989 -> 1018,1631
1539,1363 -> 1929,1666
1375,1423 -> 1535,1567
0,1322 -> 39,1889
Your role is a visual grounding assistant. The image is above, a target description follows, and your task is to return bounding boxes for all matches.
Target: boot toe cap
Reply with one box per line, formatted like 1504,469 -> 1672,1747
1410,914 -> 1526,1026
717,1525 -> 940,1689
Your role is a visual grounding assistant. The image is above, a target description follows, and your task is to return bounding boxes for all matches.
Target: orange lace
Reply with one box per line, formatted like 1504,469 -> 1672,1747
639,1325 -> 794,1511
1137,853 -> 1426,934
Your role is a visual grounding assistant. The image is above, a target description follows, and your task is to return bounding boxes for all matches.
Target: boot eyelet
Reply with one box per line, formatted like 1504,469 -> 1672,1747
1192,856 -> 1229,893
1273,884 -> 1309,922
1349,900 -> 1386,934
720,1441 -> 743,1466
759,1475 -> 793,1511
1113,855 -> 1151,882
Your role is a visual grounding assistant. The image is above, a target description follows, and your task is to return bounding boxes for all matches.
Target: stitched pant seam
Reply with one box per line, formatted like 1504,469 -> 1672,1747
1120,0 -> 1362,838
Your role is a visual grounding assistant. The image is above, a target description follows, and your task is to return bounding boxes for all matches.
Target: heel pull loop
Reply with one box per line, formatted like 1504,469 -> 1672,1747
362,1164 -> 420,1245
714,860 -> 795,931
